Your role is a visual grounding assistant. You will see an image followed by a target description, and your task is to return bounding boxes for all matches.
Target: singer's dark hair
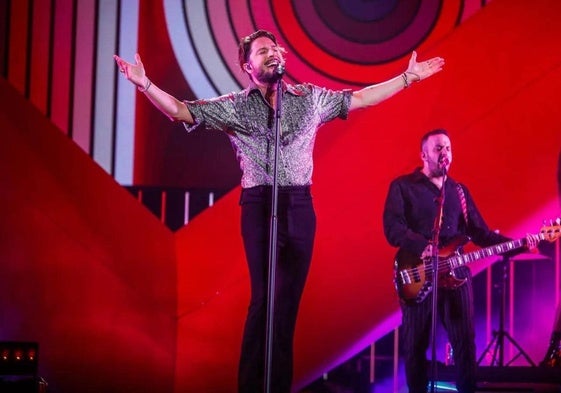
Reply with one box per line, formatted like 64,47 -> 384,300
420,128 -> 450,151
238,30 -> 278,72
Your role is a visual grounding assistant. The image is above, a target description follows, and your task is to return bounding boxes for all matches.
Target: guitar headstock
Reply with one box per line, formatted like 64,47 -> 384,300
540,218 -> 561,242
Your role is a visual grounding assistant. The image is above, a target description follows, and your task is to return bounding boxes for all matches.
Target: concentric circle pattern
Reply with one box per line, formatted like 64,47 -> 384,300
291,0 -> 437,64
164,0 -> 482,95
310,0 -> 419,43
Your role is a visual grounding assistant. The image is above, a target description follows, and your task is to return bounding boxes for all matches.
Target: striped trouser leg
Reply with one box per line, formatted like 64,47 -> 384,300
401,269 -> 477,393
401,298 -> 432,393
440,271 -> 477,393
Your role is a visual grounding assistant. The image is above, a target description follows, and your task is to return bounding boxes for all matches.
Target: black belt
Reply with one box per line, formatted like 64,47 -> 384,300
242,185 -> 311,195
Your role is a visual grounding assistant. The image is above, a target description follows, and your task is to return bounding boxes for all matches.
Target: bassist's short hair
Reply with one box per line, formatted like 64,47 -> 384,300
420,129 -> 450,151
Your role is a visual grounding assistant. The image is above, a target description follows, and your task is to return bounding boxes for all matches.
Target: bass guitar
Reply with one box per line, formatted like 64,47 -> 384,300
394,221 -> 561,304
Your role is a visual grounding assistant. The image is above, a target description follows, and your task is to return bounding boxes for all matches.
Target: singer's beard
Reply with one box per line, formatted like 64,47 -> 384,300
256,68 -> 282,84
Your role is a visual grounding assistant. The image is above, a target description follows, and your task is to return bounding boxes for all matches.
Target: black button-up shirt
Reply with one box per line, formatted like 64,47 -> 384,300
383,168 -> 508,258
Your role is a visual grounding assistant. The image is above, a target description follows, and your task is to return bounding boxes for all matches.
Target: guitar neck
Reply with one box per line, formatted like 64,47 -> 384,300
448,236 -> 533,268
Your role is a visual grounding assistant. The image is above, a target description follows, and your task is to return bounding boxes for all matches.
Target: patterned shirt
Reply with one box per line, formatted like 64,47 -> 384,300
184,82 -> 352,188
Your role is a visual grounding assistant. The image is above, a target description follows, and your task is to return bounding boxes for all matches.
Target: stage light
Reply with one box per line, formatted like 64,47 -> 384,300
0,342 -> 39,376
0,342 -> 47,392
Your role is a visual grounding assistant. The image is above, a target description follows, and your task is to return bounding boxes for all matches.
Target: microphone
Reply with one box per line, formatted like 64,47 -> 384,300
439,155 -> 449,174
275,62 -> 285,77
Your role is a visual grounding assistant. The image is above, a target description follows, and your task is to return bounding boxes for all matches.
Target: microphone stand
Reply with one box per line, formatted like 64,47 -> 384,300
429,165 -> 447,393
264,64 -> 285,393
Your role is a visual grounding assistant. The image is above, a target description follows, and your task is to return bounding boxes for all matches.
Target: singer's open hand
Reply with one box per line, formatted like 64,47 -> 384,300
114,53 -> 148,89
406,51 -> 445,81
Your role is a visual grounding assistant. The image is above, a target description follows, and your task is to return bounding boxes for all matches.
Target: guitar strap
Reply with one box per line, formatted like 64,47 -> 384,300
456,183 -> 468,226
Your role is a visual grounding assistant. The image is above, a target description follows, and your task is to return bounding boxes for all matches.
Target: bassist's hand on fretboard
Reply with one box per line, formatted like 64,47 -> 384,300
525,233 -> 539,250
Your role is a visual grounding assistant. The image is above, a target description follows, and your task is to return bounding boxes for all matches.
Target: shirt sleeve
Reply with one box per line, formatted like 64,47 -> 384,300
383,178 -> 430,257
311,84 -> 352,123
182,94 -> 236,133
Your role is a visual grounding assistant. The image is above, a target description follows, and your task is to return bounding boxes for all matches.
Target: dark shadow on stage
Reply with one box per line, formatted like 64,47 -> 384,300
434,365 -> 561,393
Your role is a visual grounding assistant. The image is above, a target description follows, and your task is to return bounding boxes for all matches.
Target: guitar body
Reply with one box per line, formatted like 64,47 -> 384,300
394,236 -> 469,304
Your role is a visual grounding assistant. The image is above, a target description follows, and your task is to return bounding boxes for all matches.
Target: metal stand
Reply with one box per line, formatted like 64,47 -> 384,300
477,256 -> 536,367
429,167 -> 446,393
264,66 -> 285,393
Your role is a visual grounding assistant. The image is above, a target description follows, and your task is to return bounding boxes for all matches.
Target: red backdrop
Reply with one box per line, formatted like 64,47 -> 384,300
1,0 -> 560,392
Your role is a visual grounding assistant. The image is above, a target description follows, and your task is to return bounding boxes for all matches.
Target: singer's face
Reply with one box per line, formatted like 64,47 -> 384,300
246,37 -> 285,84
422,133 -> 452,177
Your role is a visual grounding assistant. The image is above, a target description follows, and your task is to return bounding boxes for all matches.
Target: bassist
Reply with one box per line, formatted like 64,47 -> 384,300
382,129 -> 536,393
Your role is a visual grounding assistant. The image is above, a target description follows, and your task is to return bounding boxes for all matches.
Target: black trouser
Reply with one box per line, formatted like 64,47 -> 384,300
400,267 -> 476,393
238,185 -> 316,393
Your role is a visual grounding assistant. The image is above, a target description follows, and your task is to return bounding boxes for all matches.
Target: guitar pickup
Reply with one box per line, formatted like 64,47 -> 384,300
398,266 -> 422,284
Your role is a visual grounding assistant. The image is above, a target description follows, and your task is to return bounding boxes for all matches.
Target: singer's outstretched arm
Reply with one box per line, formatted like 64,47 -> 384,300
114,53 -> 194,124
115,50 -> 444,121
349,51 -> 444,111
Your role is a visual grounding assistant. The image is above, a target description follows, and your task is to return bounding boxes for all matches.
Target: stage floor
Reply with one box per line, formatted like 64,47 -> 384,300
299,365 -> 561,393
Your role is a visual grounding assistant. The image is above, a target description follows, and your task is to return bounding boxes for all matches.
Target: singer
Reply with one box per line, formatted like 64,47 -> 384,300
383,129 -> 538,393
114,29 -> 444,393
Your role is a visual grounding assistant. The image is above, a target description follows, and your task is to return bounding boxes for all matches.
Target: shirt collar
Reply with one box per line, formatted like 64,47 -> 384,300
413,167 -> 456,186
242,80 -> 306,97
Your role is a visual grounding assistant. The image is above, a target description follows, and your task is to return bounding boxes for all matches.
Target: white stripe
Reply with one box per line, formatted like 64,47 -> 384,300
187,0 -> 240,94
93,0 -> 119,174
114,0 -> 139,185
163,0 -> 218,99
184,191 -> 190,225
